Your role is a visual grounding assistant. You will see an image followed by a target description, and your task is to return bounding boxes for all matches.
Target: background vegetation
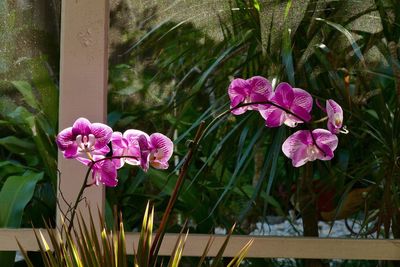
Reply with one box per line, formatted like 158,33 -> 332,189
1,0 -> 399,266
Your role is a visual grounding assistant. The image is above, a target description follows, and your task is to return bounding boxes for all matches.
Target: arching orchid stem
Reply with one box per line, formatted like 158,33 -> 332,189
199,100 -> 307,144
233,101 -> 308,123
240,101 -> 327,157
66,155 -> 139,234
200,101 -> 327,157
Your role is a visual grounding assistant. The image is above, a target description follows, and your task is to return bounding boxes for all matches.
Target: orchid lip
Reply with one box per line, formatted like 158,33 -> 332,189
307,145 -> 322,161
76,134 -> 96,152
334,114 -> 342,126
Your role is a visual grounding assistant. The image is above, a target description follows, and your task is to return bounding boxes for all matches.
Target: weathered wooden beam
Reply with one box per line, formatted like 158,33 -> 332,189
58,0 -> 109,228
3,229 -> 400,260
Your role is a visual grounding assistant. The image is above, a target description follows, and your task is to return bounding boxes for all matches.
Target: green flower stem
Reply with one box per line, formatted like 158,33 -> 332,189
66,155 -> 139,234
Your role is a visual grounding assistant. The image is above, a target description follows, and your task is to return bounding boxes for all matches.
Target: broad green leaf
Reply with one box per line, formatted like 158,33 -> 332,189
11,81 -> 39,110
0,171 -> 43,227
0,136 -> 35,154
0,161 -> 26,180
0,172 -> 43,267
6,106 -> 34,134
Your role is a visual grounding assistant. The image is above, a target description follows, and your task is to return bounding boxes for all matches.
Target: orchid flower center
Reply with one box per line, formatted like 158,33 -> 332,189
151,148 -> 164,161
76,134 -> 96,152
333,113 -> 342,127
306,144 -> 322,161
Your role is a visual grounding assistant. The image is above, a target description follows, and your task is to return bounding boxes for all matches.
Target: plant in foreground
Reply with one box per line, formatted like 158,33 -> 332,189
18,204 -> 252,267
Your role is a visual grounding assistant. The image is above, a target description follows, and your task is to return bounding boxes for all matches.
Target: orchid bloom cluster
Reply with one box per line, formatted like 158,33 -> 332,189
228,76 -> 346,167
56,118 -> 173,187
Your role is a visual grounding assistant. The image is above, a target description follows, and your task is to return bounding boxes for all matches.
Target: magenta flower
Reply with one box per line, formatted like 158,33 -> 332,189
137,133 -> 174,171
111,130 -> 145,168
80,156 -> 118,187
282,129 -> 338,167
259,82 -> 313,128
326,99 -> 344,134
228,76 -> 273,115
56,117 -> 112,159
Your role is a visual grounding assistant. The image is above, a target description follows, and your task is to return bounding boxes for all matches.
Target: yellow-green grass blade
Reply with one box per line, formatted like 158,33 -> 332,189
16,239 -> 35,267
226,239 -> 253,267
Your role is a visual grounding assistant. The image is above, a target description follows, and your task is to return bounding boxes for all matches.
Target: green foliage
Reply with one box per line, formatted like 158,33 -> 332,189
19,204 -> 252,267
0,4 -> 59,250
107,0 -> 400,250
0,171 -> 43,266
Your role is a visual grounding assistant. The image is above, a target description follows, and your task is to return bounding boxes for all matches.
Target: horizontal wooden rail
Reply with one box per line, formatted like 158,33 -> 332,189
1,229 -> 400,260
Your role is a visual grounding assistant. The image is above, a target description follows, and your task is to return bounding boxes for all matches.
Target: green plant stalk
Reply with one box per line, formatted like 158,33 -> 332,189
149,121 -> 206,265
66,155 -> 139,234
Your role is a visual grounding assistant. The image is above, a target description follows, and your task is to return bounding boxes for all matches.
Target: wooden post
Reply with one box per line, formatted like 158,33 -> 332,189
57,0 -> 109,228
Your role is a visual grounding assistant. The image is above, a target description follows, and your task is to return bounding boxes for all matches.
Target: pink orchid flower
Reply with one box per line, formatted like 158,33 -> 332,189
111,130 -> 145,169
228,76 -> 273,115
56,117 -> 112,159
80,156 -> 118,187
282,129 -> 338,167
326,99 -> 344,134
137,133 -> 173,171
259,82 -> 313,128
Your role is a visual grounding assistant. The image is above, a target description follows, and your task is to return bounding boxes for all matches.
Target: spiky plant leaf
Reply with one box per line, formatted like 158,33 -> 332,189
227,239 -> 253,267
135,202 -> 154,267
211,223 -> 237,267
196,236 -> 215,267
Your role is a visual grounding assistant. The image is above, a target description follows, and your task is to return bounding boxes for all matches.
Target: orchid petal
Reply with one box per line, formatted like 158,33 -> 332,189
282,130 -> 310,157
312,129 -> 338,159
290,105 -> 312,123
138,135 -> 150,171
149,133 -> 173,169
56,127 -> 74,151
111,132 -> 126,149
64,143 -> 79,158
230,95 -> 247,115
273,82 -> 294,108
228,78 -> 248,101
283,114 -> 303,127
248,76 -> 272,97
282,129 -> 338,167
93,159 -> 118,187
265,108 -> 285,127
72,117 -> 91,136
124,129 -> 149,143
228,76 -> 272,114
92,145 -> 110,156
91,123 -> 113,149
293,88 -> 313,112
291,146 -> 310,167
76,156 -> 92,166
326,99 -> 343,134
